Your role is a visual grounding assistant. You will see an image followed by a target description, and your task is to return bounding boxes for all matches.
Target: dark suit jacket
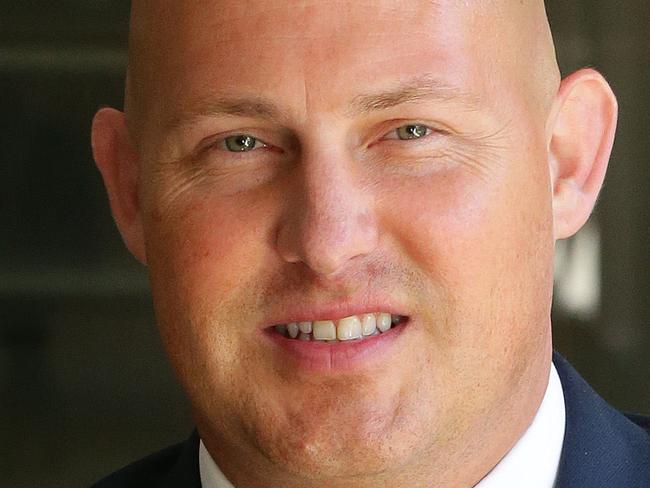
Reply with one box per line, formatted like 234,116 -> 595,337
91,353 -> 650,487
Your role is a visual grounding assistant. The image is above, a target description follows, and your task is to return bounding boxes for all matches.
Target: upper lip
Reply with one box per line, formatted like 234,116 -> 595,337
261,297 -> 410,328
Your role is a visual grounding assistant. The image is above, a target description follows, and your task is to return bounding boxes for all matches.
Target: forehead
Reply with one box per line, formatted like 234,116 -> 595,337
130,0 -> 530,130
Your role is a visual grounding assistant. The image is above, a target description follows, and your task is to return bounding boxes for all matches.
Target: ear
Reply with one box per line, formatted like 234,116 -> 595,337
547,68 -> 618,240
91,108 -> 147,264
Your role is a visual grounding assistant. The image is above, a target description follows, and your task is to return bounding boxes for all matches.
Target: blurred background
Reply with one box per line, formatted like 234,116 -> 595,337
1,1 -> 648,486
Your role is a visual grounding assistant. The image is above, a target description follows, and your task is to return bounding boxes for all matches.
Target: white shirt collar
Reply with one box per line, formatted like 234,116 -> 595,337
199,440 -> 235,488
199,364 -> 566,488
475,363 -> 566,488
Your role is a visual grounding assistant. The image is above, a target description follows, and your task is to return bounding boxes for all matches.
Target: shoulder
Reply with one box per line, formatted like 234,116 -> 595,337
91,432 -> 201,488
553,353 -> 650,487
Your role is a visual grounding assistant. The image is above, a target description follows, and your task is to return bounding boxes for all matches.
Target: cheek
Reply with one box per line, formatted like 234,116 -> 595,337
377,154 -> 555,436
147,200 -> 255,300
142,188 -> 280,357
383,168 -> 497,281
141,188 -> 284,407
382,157 -> 554,338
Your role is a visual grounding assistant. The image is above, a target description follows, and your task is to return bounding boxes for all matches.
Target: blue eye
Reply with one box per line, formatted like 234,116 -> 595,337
395,124 -> 431,140
222,134 -> 266,152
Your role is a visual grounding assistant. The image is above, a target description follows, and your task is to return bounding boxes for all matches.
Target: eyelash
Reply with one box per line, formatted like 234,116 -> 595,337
381,124 -> 435,142
217,135 -> 268,152
206,123 -> 439,157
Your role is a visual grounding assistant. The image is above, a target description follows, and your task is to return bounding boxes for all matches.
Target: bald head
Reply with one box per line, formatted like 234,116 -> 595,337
124,0 -> 560,142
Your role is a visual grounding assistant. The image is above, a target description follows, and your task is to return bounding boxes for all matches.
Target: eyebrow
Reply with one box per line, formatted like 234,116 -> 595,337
166,98 -> 287,132
347,76 -> 482,116
167,76 -> 481,132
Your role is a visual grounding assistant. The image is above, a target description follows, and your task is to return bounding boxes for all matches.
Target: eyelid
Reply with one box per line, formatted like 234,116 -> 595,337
219,134 -> 268,151
382,124 -> 433,140
375,122 -> 448,145
199,131 -> 271,154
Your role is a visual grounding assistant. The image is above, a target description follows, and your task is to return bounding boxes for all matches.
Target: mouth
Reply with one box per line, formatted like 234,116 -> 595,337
271,313 -> 408,342
264,312 -> 410,372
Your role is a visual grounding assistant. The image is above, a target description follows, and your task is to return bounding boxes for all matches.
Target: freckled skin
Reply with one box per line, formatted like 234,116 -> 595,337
116,1 -> 561,487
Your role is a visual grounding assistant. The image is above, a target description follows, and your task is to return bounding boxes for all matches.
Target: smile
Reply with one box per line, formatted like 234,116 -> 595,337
273,313 -> 407,342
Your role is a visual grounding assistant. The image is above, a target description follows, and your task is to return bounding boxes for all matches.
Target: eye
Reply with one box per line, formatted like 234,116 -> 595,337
221,134 -> 267,152
394,124 -> 431,140
382,124 -> 433,142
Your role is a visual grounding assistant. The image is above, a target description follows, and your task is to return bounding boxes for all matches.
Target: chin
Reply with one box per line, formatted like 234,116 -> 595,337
258,427 -> 414,481
239,391 -> 436,483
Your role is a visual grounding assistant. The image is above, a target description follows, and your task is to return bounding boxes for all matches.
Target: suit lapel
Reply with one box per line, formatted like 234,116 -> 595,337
162,430 -> 202,488
553,352 -> 650,487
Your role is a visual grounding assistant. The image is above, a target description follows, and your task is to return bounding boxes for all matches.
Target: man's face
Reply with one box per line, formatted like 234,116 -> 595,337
131,0 -> 555,484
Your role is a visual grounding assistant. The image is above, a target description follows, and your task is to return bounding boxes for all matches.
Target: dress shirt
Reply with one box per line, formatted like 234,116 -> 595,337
475,364 -> 566,487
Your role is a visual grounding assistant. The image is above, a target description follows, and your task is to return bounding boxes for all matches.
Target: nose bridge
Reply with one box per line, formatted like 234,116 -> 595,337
276,148 -> 379,277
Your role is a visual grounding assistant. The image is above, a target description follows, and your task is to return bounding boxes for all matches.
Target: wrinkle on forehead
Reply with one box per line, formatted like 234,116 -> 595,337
125,0 -> 559,142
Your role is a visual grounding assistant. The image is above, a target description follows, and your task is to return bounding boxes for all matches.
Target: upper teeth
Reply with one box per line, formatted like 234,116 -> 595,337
274,313 -> 404,342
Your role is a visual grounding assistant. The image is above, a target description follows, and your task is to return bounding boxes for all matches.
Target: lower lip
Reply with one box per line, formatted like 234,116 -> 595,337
263,320 -> 409,373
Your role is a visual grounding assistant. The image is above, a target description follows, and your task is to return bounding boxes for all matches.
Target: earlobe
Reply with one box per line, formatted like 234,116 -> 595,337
91,108 -> 147,264
548,68 -> 618,240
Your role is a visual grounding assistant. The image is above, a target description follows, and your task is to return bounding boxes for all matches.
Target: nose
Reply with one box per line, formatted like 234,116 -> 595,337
276,150 -> 379,278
